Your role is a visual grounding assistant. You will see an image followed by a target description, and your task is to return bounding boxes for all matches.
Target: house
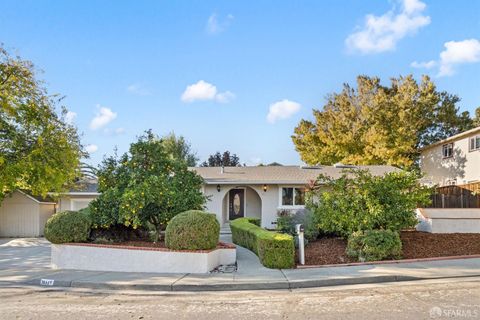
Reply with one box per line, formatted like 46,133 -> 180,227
57,179 -> 100,212
0,190 -> 56,237
192,165 -> 399,229
420,126 -> 480,186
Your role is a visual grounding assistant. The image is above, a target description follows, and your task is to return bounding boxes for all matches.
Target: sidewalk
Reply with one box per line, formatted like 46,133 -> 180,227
1,237 -> 480,291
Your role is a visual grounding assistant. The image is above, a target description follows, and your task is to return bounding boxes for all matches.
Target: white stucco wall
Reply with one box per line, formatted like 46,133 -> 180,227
420,133 -> 480,186
416,208 -> 480,233
51,244 -> 236,274
203,184 -> 304,229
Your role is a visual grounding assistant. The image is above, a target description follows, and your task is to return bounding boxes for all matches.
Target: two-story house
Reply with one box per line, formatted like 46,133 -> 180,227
420,126 -> 480,186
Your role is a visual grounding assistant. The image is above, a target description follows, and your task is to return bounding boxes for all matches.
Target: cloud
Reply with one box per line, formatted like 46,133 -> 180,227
206,13 -> 234,34
90,106 -> 117,130
85,144 -> 98,154
65,111 -> 77,124
411,39 -> 480,77
181,80 -> 235,103
345,0 -> 430,54
438,39 -> 480,76
104,127 -> 126,135
267,99 -> 301,124
126,83 -> 151,96
410,60 -> 436,69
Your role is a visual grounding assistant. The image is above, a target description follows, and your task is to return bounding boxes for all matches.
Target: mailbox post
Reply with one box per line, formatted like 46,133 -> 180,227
296,224 -> 305,265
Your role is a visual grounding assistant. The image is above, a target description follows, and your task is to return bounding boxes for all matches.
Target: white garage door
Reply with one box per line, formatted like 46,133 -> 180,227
0,203 -> 38,237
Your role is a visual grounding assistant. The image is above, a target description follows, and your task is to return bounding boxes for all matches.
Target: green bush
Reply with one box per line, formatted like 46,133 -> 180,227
307,170 -> 432,238
44,210 -> 92,244
231,218 -> 295,269
346,229 -> 402,262
165,210 -> 220,250
276,209 -> 319,242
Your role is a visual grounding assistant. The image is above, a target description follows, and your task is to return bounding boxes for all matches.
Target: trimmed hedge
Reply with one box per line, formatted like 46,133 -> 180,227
346,229 -> 402,262
230,218 -> 295,269
165,210 -> 220,250
44,210 -> 92,244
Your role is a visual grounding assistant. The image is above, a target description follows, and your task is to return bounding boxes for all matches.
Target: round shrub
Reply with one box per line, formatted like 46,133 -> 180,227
44,210 -> 92,244
165,210 -> 220,250
346,229 -> 402,262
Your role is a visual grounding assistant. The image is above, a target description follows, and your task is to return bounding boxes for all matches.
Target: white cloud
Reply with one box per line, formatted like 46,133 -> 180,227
267,99 -> 301,124
345,0 -> 430,54
126,83 -> 150,96
181,80 -> 235,103
85,144 -> 98,154
410,60 -> 436,69
65,111 -> 77,124
89,106 -> 117,130
104,127 -> 126,135
206,13 -> 234,34
438,39 -> 480,76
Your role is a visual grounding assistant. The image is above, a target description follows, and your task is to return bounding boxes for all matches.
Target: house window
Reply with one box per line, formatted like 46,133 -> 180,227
442,143 -> 453,158
469,135 -> 480,152
281,187 -> 306,206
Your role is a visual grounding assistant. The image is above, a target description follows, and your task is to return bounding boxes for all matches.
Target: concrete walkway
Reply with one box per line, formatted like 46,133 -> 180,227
1,237 -> 480,291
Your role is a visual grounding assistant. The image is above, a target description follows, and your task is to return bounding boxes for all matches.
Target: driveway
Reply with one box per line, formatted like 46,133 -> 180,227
0,238 -> 51,269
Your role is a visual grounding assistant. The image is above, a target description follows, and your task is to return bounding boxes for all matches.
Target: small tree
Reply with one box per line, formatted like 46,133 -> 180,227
90,130 -> 207,239
307,170 -> 432,238
201,151 -> 241,167
161,132 -> 198,166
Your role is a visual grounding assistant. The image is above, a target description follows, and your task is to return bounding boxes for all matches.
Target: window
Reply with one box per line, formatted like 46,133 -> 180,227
469,135 -> 480,152
442,143 -> 453,158
281,187 -> 306,206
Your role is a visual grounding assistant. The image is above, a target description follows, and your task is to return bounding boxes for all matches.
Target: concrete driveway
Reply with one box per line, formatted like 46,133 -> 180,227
0,238 -> 51,269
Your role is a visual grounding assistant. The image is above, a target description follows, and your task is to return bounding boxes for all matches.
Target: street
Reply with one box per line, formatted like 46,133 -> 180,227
1,278 -> 479,320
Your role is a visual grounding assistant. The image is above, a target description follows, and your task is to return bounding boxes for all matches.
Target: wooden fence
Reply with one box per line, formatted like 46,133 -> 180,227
427,182 -> 480,208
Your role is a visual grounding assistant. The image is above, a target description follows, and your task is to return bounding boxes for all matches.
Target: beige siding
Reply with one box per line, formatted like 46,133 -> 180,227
58,196 -> 97,212
0,191 -> 40,237
38,203 -> 56,236
421,133 -> 480,186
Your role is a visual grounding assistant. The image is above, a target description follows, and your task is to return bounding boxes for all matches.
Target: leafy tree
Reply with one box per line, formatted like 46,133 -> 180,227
473,107 -> 480,127
89,130 -> 207,239
201,151 -> 241,167
307,170 -> 432,238
0,46 -> 83,199
292,75 -> 474,168
161,132 -> 198,166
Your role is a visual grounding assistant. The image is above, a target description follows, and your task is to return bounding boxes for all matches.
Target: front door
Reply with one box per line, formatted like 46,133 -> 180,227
228,189 -> 245,221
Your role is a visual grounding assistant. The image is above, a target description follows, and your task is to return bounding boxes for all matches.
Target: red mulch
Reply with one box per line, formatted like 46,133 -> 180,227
302,231 -> 480,266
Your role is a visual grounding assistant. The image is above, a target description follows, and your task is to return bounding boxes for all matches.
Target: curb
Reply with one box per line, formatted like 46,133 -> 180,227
2,273 -> 480,292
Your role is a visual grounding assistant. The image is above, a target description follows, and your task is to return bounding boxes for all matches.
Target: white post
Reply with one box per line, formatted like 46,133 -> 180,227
296,224 -> 305,265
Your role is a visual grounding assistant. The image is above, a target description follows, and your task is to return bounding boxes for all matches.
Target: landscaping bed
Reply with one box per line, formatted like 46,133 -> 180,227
301,231 -> 480,266
75,240 -> 234,251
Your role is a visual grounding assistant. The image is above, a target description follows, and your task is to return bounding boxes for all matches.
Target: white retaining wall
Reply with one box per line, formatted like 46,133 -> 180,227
416,208 -> 480,233
51,244 -> 236,274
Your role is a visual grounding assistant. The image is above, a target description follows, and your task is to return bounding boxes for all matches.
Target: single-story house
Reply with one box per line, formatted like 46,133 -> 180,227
0,190 -> 56,237
57,179 -> 100,212
192,165 -> 399,229
420,126 -> 480,186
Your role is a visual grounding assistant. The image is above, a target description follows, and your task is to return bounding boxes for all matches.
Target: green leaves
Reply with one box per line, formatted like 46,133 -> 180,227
307,170 -> 432,238
0,46 -> 83,199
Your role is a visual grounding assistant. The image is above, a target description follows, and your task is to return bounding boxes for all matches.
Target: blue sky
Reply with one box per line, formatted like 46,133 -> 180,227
1,0 -> 479,166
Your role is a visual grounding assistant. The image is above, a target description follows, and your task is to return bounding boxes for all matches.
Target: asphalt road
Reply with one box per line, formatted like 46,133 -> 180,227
1,278 -> 480,320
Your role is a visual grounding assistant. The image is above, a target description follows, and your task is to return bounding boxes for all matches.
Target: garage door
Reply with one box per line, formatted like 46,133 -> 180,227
0,203 -> 38,237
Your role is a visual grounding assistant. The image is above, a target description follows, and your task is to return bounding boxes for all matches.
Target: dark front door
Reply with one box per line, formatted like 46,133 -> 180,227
228,189 -> 245,221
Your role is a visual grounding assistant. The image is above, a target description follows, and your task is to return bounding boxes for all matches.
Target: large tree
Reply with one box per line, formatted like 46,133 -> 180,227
292,75 -> 474,168
473,107 -> 480,127
0,46 -> 83,199
201,151 -> 241,167
161,132 -> 198,166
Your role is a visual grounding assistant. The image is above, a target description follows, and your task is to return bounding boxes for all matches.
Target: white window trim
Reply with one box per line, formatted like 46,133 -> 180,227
278,186 -> 306,209
469,135 -> 480,152
442,143 -> 454,159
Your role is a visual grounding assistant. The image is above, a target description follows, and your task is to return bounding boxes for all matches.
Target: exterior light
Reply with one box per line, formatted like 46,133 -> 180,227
263,184 -> 268,192
217,184 -> 221,192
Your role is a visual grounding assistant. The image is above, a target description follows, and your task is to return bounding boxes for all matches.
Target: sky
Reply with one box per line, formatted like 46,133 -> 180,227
1,0 -> 479,166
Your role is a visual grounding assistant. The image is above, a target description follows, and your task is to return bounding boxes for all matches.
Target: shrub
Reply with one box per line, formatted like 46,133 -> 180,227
346,229 -> 402,262
44,210 -> 91,244
231,218 -> 295,269
165,210 -> 220,250
276,209 -> 319,242
307,170 -> 432,238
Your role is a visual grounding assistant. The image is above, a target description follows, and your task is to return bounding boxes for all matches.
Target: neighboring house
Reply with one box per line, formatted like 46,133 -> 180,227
0,190 -> 56,237
420,126 -> 480,187
192,165 -> 399,229
57,179 -> 100,212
